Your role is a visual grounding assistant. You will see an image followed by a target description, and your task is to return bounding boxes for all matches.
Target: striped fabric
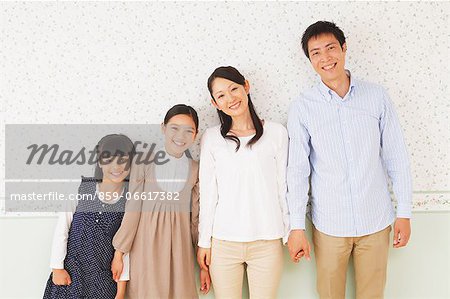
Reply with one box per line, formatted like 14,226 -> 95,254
286,72 -> 412,237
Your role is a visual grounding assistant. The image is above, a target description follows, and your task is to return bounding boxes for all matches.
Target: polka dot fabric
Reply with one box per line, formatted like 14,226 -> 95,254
43,177 -> 127,299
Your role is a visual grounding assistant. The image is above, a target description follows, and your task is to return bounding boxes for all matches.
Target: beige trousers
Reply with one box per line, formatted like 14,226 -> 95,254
209,238 -> 283,299
313,225 -> 391,299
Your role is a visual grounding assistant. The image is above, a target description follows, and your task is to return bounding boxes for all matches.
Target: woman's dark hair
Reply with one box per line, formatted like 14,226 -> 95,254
94,134 -> 135,182
164,104 -> 199,133
207,66 -> 263,151
301,21 -> 346,59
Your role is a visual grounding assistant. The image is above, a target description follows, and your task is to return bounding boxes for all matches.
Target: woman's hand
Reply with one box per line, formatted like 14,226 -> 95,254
287,229 -> 311,263
199,268 -> 211,294
197,247 -> 211,271
111,250 -> 124,282
52,269 -> 72,285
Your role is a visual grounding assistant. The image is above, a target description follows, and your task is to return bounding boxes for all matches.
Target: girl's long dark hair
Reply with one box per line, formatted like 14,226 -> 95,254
207,66 -> 263,151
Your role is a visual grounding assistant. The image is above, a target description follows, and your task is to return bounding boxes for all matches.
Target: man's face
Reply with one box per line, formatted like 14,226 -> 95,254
307,33 -> 347,82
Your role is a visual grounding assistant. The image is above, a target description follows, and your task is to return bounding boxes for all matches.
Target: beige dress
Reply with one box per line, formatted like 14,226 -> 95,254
113,154 -> 199,299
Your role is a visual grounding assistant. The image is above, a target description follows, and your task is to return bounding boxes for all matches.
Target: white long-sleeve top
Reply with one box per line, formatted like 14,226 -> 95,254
49,185 -> 129,281
198,121 -> 290,248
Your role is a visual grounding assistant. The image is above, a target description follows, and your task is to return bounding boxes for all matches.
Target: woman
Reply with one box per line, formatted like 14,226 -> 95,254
197,66 -> 290,299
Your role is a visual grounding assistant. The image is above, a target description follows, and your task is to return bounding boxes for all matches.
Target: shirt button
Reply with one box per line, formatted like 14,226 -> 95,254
99,212 -> 102,215
95,219 -> 99,223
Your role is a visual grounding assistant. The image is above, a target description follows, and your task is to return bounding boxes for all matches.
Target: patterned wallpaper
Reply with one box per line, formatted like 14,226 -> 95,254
1,1 -> 449,214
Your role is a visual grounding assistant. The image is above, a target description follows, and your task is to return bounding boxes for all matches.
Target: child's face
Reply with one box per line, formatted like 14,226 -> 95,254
162,114 -> 197,157
98,155 -> 130,183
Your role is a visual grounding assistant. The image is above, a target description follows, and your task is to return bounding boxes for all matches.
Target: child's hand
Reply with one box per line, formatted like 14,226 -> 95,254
199,268 -> 211,294
111,251 -> 124,282
115,280 -> 126,299
52,269 -> 72,286
114,293 -> 125,299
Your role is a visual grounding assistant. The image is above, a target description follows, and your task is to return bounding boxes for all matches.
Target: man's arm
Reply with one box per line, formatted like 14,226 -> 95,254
286,99 -> 312,261
380,88 -> 413,247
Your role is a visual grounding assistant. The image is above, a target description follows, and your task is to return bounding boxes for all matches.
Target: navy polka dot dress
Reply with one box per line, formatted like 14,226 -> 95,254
43,177 -> 127,299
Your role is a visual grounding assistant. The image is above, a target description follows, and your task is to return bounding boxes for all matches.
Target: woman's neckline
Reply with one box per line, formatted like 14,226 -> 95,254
229,119 -> 266,138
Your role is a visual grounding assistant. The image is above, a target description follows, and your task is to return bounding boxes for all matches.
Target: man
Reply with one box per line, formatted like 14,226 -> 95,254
287,21 -> 412,299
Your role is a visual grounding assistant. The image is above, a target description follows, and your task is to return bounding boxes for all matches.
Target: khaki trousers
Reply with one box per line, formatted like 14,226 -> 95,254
313,226 -> 391,299
209,238 -> 283,299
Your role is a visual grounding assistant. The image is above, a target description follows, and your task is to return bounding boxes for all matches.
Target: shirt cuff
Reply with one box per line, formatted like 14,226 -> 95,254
50,261 -> 64,270
282,234 -> 289,245
396,210 -> 412,219
198,238 -> 211,249
396,203 -> 412,218
119,253 -> 130,281
289,216 -> 306,231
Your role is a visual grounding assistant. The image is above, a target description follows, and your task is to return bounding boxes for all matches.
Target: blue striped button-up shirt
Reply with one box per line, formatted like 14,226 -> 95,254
287,72 -> 412,237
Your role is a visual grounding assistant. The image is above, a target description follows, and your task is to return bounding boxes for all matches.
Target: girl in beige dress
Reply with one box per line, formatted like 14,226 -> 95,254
111,104 -> 210,298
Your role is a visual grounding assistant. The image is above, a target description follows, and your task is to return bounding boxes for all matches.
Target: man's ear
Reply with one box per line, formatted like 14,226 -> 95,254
342,42 -> 347,53
211,98 -> 220,110
160,122 -> 165,134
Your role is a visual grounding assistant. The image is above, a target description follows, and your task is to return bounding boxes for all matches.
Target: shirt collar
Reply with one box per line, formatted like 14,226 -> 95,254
318,69 -> 356,102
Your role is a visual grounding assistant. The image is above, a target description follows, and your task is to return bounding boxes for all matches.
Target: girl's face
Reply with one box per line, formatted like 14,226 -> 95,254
161,114 -> 197,158
210,77 -> 250,117
99,155 -> 130,183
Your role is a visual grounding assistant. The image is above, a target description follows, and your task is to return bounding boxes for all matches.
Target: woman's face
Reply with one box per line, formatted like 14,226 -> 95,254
210,77 -> 250,117
99,155 -> 130,184
162,114 -> 197,157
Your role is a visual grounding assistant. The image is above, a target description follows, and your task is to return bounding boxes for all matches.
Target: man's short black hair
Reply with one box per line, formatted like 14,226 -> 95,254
301,21 -> 346,59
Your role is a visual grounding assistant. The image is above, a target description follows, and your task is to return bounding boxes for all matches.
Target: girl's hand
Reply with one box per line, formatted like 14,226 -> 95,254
199,268 -> 211,294
52,269 -> 71,286
196,247 -> 211,271
115,281 -> 126,299
111,250 -> 124,282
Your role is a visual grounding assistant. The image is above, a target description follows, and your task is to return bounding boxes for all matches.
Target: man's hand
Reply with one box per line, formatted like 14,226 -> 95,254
287,229 -> 311,263
393,218 -> 411,248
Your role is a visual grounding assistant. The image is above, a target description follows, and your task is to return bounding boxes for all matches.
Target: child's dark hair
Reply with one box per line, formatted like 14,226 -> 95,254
301,21 -> 346,59
164,104 -> 199,133
94,134 -> 135,182
207,66 -> 263,151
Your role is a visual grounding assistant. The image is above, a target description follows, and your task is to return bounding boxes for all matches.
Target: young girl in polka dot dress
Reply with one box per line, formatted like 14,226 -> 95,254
43,134 -> 135,299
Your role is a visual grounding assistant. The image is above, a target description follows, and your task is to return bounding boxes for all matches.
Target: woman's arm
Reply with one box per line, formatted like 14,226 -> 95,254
276,125 -> 290,244
198,130 -> 219,250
